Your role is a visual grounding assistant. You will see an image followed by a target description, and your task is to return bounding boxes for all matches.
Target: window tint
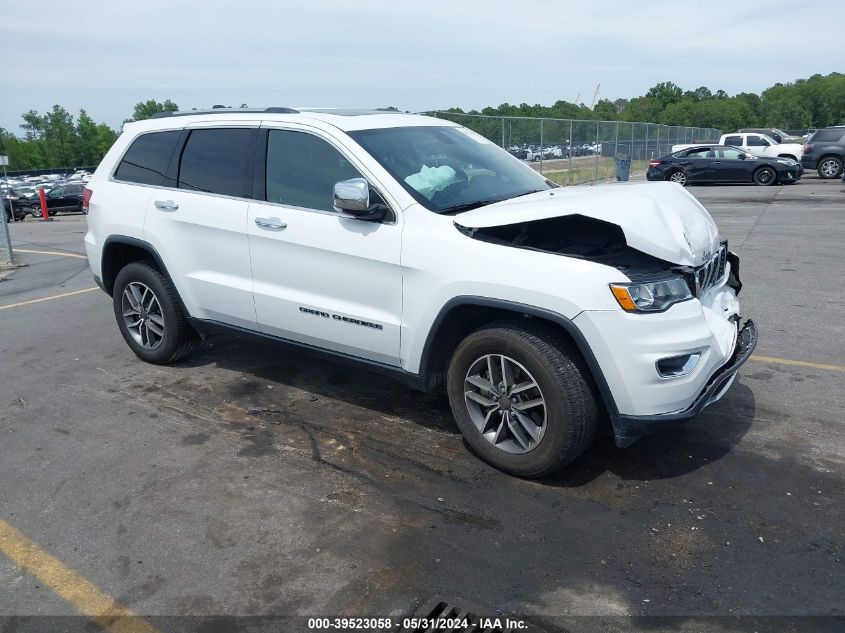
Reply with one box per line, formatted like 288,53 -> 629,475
178,128 -> 254,197
265,130 -> 363,211
715,148 -> 744,159
811,129 -> 845,142
686,148 -> 711,157
114,131 -> 181,186
722,135 -> 742,146
747,135 -> 768,147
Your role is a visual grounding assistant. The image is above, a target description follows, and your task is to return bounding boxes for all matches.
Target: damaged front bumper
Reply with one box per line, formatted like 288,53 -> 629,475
611,319 -> 757,446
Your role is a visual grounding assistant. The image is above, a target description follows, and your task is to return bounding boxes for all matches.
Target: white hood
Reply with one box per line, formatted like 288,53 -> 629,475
454,182 -> 721,267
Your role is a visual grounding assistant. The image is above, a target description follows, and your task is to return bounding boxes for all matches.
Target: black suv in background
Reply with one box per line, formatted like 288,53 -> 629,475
27,183 -> 87,217
801,127 -> 845,179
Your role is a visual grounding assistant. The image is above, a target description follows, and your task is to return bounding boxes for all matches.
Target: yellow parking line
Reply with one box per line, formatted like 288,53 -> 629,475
750,355 -> 845,373
14,248 -> 88,260
0,519 -> 161,633
0,287 -> 98,310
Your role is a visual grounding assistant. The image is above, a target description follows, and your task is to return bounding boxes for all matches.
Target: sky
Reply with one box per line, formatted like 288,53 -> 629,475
1,0 -> 840,132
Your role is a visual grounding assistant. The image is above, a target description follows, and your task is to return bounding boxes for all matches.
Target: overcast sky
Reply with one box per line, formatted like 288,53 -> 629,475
1,1 -> 839,132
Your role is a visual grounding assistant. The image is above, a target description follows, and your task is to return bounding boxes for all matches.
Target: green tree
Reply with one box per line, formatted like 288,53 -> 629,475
129,99 -> 179,122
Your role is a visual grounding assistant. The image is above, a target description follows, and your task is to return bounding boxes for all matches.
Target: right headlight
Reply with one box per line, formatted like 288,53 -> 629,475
609,276 -> 693,313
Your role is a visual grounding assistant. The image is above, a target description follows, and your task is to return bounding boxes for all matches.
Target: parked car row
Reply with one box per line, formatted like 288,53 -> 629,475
2,172 -> 91,221
506,143 -> 601,161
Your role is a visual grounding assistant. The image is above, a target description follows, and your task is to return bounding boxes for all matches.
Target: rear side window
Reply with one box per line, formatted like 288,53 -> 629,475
177,128 -> 254,198
811,129 -> 845,143
265,129 -> 363,212
722,135 -> 742,146
114,131 -> 181,186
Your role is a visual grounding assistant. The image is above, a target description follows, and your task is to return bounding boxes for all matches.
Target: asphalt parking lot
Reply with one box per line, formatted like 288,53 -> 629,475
1,175 -> 843,632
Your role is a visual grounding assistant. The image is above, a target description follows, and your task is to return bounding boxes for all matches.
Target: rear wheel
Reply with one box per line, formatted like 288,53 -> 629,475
753,166 -> 777,186
818,157 -> 843,179
112,262 -> 199,364
668,170 -> 688,186
446,321 -> 597,478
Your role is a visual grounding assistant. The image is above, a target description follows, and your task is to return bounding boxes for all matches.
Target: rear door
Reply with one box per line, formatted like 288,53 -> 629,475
142,124 -> 259,329
247,125 -> 402,365
676,148 -> 712,181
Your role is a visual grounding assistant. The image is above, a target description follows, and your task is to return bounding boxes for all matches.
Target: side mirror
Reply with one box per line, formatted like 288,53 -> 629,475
333,178 -> 369,212
738,153 -> 747,160
333,178 -> 388,222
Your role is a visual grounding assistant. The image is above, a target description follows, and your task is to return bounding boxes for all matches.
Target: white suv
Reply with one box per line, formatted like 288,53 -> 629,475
83,108 -> 757,477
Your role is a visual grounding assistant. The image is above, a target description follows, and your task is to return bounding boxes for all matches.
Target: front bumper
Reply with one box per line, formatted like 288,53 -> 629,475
612,319 -> 757,446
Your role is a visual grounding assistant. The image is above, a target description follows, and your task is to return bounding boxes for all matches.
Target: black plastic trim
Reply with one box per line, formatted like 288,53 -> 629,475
418,296 -> 621,417
188,318 -> 430,391
613,319 -> 758,445
100,236 -> 192,319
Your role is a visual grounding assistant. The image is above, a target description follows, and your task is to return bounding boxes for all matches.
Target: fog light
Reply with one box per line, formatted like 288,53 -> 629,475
656,353 -> 701,378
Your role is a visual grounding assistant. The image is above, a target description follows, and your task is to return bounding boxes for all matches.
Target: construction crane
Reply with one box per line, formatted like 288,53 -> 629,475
590,84 -> 601,109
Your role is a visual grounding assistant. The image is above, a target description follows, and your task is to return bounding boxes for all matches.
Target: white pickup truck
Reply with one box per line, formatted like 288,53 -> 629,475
672,132 -> 802,161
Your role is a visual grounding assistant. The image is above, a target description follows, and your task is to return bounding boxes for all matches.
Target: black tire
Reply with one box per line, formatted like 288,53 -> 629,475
817,156 -> 843,179
446,321 -> 597,478
667,170 -> 688,186
753,166 -> 777,186
112,262 -> 199,364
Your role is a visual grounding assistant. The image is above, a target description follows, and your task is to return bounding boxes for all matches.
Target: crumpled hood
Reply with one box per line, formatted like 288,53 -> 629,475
454,181 -> 721,267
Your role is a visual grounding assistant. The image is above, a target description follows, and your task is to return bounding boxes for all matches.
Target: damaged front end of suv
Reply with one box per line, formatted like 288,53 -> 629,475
453,182 -> 757,447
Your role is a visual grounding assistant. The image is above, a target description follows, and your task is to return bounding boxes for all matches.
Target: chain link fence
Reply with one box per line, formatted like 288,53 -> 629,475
425,112 -> 720,186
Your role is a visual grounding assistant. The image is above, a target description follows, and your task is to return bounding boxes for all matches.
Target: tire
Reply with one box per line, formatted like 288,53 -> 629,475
818,156 -> 843,179
112,262 -> 199,364
668,170 -> 688,186
753,166 -> 777,186
446,321 -> 598,478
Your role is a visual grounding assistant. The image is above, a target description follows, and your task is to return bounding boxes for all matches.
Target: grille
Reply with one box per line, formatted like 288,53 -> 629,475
694,243 -> 728,295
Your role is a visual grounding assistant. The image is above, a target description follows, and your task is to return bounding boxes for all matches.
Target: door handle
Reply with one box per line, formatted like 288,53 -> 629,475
254,217 -> 287,230
154,200 -> 179,211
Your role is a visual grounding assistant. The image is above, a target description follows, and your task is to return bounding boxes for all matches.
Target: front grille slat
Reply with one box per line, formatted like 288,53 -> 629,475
695,243 -> 727,296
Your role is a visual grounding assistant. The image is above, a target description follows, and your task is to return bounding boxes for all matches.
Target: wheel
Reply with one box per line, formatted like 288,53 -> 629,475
818,156 -> 843,179
30,206 -> 42,218
753,166 -> 776,186
446,321 -> 597,478
112,262 -> 199,364
668,170 -> 688,186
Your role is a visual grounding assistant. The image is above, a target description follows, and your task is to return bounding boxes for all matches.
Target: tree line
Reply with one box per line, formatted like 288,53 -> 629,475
444,72 -> 845,132
1,73 -> 842,171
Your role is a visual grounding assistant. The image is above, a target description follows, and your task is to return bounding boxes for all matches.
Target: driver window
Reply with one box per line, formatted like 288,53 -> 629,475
747,135 -> 768,147
266,130 -> 365,212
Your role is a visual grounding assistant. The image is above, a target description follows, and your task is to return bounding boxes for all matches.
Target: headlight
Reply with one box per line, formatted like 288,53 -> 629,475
610,277 -> 692,313
777,158 -> 796,165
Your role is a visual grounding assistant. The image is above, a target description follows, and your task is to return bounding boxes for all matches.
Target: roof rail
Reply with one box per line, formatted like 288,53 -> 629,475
149,106 -> 299,119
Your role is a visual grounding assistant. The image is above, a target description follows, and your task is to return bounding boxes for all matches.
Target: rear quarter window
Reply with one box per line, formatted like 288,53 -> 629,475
113,131 -> 182,186
810,129 -> 845,143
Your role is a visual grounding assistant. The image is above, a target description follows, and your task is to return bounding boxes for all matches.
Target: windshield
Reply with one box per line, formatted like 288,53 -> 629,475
348,125 -> 553,214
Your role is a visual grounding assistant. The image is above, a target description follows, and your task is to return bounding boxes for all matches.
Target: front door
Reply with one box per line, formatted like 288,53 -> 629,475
248,127 -> 402,366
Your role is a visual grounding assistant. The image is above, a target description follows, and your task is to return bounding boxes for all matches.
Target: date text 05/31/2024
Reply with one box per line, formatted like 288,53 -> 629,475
307,616 -> 529,630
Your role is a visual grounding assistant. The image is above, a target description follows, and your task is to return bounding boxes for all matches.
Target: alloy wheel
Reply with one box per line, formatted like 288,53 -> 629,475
121,282 -> 165,349
463,354 -> 547,454
820,159 -> 840,178
669,171 -> 687,185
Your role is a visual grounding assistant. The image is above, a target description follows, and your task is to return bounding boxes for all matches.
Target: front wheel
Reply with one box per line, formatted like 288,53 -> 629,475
668,170 -> 688,186
753,166 -> 777,186
446,322 -> 597,478
112,262 -> 199,364
818,157 -> 843,179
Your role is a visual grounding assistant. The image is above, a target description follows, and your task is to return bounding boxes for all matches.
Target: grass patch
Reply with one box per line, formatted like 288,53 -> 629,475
544,158 -> 649,186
